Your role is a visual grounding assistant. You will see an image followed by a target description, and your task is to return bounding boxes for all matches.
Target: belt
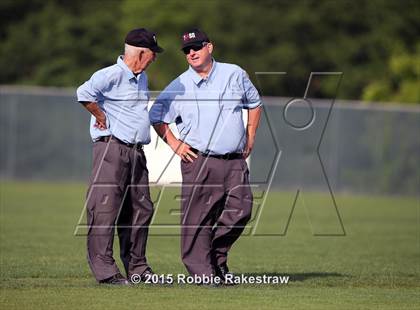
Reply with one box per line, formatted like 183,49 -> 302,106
190,147 -> 243,160
97,135 -> 143,150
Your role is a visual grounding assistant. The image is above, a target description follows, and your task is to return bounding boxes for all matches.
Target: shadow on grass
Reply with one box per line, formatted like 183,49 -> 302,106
243,272 -> 345,282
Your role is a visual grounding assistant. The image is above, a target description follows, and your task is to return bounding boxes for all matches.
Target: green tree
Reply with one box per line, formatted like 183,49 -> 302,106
362,45 -> 420,104
0,0 -> 123,86
1,0 -> 419,104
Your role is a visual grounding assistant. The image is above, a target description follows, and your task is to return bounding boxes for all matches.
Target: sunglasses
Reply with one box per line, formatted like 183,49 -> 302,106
182,42 -> 208,55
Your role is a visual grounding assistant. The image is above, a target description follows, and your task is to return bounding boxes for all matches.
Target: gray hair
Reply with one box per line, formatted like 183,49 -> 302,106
124,44 -> 148,57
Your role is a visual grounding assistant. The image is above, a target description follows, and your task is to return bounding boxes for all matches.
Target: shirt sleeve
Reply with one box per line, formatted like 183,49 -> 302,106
76,71 -> 105,103
240,70 -> 262,109
149,86 -> 180,125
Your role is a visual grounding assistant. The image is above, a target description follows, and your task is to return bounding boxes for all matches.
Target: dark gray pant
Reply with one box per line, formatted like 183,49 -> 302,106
86,139 -> 153,282
180,154 -> 253,276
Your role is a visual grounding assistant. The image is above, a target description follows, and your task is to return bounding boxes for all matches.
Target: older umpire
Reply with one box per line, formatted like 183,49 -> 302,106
150,28 -> 262,282
77,28 -> 163,285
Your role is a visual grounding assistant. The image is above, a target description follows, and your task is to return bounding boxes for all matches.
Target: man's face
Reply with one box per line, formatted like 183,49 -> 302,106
139,49 -> 157,71
184,42 -> 213,70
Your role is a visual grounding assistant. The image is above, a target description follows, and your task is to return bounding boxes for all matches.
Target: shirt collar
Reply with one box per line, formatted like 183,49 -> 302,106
187,59 -> 217,85
117,56 -> 142,81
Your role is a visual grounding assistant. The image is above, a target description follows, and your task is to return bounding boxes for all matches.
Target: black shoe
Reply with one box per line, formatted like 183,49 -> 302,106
215,263 -> 230,278
99,273 -> 130,285
215,264 -> 236,286
140,268 -> 155,282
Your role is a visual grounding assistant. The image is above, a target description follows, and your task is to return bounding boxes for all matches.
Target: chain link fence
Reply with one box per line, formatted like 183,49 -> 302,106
1,86 -> 419,196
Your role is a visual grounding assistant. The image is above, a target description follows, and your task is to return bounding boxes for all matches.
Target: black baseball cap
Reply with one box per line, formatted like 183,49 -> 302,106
181,28 -> 210,50
125,28 -> 164,53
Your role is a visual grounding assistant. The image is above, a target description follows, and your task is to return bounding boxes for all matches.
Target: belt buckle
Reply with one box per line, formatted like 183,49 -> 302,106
135,143 -> 143,151
98,135 -> 110,143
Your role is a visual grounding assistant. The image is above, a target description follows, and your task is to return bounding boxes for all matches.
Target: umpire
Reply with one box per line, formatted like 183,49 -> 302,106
77,28 -> 163,285
150,28 -> 262,282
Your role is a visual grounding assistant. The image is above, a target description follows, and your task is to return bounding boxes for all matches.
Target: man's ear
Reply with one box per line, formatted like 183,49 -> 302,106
207,43 -> 214,54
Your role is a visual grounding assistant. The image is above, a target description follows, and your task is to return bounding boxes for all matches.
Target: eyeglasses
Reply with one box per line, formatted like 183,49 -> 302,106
182,42 -> 208,55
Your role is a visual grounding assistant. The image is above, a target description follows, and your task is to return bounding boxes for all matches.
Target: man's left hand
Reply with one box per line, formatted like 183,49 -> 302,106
243,138 -> 254,159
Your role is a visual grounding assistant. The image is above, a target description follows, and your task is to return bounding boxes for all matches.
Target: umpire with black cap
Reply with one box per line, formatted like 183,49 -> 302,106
77,28 -> 163,285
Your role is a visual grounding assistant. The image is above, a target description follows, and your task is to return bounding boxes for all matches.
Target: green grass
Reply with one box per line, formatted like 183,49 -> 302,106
0,181 -> 419,309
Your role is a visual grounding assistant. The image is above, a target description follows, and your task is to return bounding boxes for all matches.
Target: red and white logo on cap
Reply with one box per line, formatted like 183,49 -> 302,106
183,32 -> 196,41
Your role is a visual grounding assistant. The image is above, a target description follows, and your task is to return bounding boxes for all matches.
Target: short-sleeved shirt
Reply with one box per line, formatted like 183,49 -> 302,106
149,60 -> 261,154
77,56 -> 151,144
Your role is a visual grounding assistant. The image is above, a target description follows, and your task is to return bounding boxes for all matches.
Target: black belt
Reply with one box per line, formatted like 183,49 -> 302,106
97,135 -> 143,150
190,147 -> 243,160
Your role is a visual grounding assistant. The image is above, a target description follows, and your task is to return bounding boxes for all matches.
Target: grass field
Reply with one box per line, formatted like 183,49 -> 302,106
0,182 -> 419,309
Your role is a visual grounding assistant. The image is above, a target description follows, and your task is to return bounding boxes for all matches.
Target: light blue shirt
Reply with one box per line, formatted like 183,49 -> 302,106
77,56 -> 151,144
149,60 -> 261,154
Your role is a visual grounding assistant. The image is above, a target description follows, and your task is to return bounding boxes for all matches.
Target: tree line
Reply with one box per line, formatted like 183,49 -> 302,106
1,0 -> 419,103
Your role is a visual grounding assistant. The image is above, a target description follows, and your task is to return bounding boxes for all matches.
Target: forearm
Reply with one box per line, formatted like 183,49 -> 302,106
80,101 -> 105,119
153,123 -> 180,151
79,101 -> 107,129
246,106 -> 262,140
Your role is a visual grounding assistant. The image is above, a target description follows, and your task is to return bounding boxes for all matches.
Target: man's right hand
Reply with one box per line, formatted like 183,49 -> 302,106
94,113 -> 107,130
153,123 -> 198,163
173,140 -> 198,163
80,101 -> 108,130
